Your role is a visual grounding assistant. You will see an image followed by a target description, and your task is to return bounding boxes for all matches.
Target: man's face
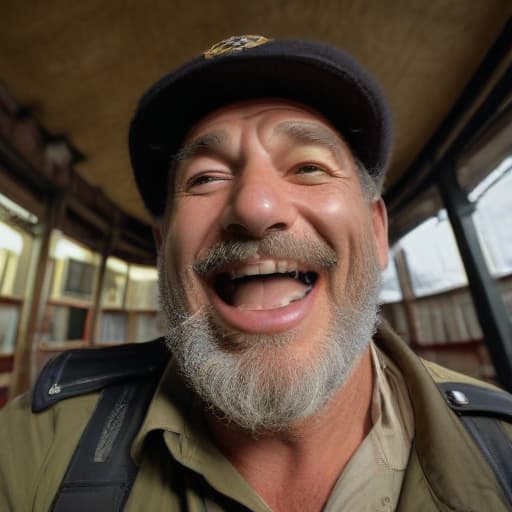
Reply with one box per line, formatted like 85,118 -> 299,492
157,100 -> 388,431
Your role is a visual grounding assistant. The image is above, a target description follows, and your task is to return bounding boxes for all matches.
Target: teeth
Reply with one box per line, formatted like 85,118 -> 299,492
259,260 -> 276,275
229,260 -> 300,279
277,261 -> 288,273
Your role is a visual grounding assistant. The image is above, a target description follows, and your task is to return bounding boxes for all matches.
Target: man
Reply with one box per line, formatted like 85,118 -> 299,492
1,35 -> 511,511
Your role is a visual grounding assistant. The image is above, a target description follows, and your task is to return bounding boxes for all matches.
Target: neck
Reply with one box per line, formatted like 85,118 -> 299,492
206,346 -> 374,512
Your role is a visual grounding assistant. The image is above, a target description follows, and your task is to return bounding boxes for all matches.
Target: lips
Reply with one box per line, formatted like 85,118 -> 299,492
212,259 -> 318,310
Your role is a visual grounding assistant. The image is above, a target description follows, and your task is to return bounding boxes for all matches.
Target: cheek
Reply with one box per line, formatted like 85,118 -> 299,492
165,214 -> 195,273
300,187 -> 369,249
165,198 -> 220,272
161,211 -> 210,310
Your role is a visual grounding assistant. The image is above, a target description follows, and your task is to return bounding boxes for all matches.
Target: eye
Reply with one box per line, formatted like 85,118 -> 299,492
189,174 -> 220,186
292,163 -> 334,184
185,171 -> 231,192
295,164 -> 327,175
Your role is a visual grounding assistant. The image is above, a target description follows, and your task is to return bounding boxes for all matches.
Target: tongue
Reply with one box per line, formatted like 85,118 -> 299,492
231,277 -> 309,310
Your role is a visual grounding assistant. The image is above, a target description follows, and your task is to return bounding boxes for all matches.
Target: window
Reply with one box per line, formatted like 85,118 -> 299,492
45,304 -> 89,341
125,266 -> 159,311
0,222 -> 23,297
0,219 -> 34,354
391,209 -> 480,346
99,311 -> 128,342
102,257 -> 128,308
50,234 -> 100,302
379,256 -> 402,304
97,260 -> 164,344
0,303 -> 19,354
398,212 -> 467,298
64,259 -> 96,296
39,232 -> 100,344
133,312 -> 164,342
470,157 -> 512,278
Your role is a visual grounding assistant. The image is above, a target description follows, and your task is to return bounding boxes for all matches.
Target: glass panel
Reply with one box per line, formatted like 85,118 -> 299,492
379,256 -> 402,303
0,303 -> 19,353
98,311 -> 128,343
125,266 -> 159,310
49,232 -> 100,302
102,257 -> 128,308
133,312 -> 165,343
471,162 -> 512,278
0,222 -> 23,297
41,304 -> 88,342
398,211 -> 467,297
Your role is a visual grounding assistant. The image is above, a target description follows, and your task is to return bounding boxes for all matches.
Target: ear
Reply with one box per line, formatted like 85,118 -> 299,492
371,198 -> 389,270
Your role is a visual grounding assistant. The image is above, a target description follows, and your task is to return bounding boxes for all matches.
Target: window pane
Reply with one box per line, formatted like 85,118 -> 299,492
49,232 -> 100,302
0,304 -> 19,353
133,312 -> 165,342
126,266 -> 159,310
102,257 -> 128,308
41,305 -> 88,342
379,256 -> 402,303
471,162 -> 512,277
0,222 -> 23,297
398,212 -> 467,297
98,311 -> 128,343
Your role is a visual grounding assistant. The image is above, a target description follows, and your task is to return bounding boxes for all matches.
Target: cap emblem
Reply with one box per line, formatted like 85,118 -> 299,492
204,35 -> 271,59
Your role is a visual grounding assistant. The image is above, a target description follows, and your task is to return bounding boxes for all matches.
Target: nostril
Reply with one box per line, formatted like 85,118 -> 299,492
224,221 -> 288,238
268,222 -> 287,232
225,223 -> 252,237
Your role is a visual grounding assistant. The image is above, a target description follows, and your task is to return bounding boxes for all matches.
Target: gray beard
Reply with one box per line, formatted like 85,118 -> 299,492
158,236 -> 382,434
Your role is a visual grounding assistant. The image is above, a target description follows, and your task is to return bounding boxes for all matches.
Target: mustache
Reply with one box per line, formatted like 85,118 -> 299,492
193,233 -> 338,276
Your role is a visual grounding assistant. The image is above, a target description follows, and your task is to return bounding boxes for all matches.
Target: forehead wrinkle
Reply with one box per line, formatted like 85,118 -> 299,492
172,130 -> 228,163
273,121 -> 351,164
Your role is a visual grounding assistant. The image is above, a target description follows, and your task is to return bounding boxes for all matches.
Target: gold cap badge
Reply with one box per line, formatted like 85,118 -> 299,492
204,35 -> 272,59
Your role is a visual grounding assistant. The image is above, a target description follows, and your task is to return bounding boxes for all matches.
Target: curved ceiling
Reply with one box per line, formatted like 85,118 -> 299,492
1,1 -> 510,222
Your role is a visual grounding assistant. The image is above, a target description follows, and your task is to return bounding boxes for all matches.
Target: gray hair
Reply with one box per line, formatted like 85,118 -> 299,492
355,159 -> 381,201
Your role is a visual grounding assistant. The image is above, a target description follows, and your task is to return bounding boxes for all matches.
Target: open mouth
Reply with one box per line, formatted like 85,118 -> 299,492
212,262 -> 318,310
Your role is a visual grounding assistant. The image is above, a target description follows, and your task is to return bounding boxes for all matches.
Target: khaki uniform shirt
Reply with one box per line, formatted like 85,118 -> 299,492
1,323 -> 511,511
324,345 -> 414,511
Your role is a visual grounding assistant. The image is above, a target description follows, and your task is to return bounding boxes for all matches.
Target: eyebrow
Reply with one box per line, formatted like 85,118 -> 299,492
172,130 -> 227,163
274,121 -> 349,163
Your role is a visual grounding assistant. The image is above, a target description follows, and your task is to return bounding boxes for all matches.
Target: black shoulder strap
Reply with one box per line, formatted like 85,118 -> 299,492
52,371 -> 161,511
32,339 -> 170,511
32,338 -> 169,412
438,382 -> 512,506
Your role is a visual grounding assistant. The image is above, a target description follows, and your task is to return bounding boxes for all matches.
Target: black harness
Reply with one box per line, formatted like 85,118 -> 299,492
32,341 -> 512,510
32,340 -> 169,512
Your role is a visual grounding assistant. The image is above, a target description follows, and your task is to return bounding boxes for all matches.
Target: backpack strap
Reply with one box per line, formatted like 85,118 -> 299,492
32,339 -> 170,511
438,382 -> 512,506
32,338 -> 169,412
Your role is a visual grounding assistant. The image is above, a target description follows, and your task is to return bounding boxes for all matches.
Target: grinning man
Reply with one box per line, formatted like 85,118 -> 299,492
1,35 -> 512,512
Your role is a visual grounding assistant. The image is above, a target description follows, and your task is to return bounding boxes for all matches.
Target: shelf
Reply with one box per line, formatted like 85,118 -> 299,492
39,340 -> 89,351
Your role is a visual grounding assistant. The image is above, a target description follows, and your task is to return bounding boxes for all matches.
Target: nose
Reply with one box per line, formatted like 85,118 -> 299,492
221,164 -> 297,238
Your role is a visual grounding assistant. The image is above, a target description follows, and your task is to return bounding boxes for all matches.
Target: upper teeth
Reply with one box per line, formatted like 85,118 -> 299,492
229,260 -> 302,279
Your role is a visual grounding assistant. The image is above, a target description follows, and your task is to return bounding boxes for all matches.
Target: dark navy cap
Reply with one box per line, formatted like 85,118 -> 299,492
129,35 -> 393,216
